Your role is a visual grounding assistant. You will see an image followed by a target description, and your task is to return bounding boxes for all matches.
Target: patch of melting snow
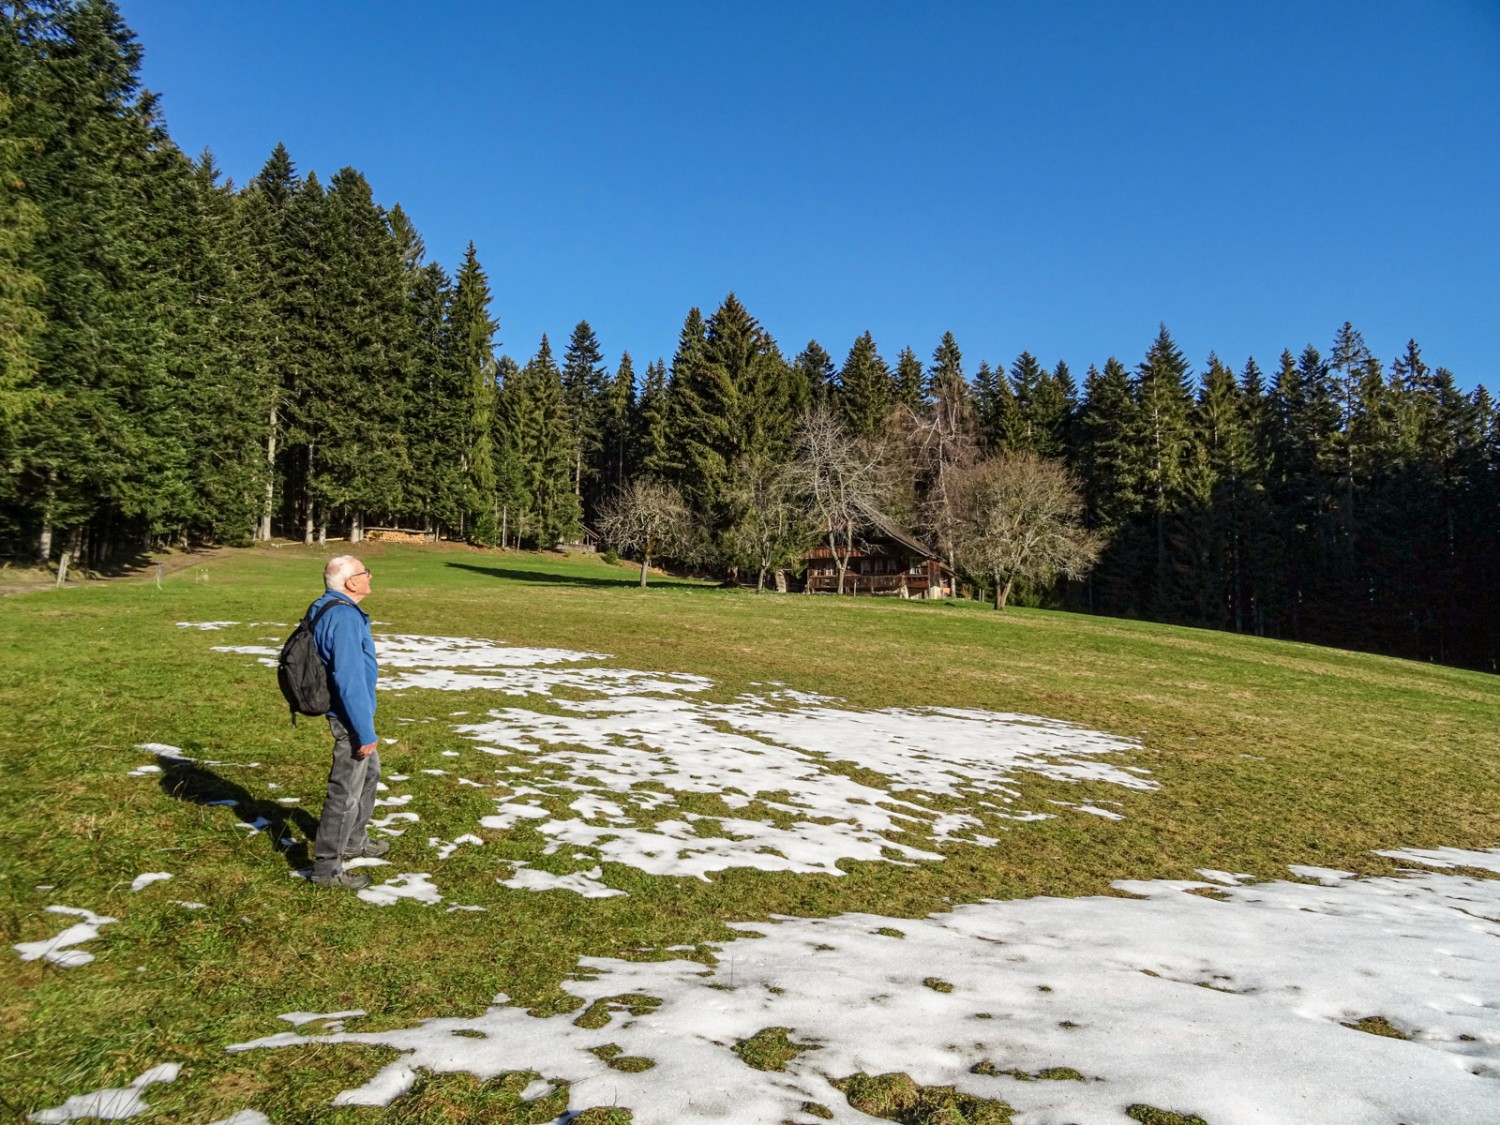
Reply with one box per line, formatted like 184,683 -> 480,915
357,872 -> 443,908
205,1112 -> 271,1125
14,906 -> 116,968
498,863 -> 628,899
27,1063 -> 180,1122
179,624 -> 1156,897
231,850 -> 1500,1125
432,833 -> 484,860
1377,846 -> 1500,874
129,872 -> 172,892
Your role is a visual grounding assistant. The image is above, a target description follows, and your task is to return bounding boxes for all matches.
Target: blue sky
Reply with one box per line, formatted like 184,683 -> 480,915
120,1 -> 1499,390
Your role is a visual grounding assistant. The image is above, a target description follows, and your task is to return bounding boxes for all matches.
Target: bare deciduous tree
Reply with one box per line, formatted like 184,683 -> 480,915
895,379 -> 979,576
796,404 -> 887,595
595,478 -> 695,588
725,452 -> 809,592
951,452 -> 1103,610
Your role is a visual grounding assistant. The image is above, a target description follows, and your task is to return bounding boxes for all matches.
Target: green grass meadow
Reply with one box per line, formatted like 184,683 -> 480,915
1,543 -> 1497,1122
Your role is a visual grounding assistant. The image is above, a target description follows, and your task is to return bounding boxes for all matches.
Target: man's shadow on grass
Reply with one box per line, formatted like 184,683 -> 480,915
157,754 -> 318,871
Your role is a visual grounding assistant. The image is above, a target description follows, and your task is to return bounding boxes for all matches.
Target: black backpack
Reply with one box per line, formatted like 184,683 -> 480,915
277,600 -> 361,725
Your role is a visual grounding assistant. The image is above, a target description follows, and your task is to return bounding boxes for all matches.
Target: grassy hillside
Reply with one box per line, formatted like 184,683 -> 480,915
1,542 -> 1496,1122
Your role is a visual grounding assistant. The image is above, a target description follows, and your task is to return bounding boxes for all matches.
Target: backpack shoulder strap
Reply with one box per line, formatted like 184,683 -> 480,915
307,597 -> 366,629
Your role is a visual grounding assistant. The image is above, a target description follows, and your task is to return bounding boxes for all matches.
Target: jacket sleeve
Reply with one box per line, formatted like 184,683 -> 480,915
325,608 -> 378,746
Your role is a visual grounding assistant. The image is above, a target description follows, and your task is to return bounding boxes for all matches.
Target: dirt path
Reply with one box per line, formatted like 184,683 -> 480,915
0,546 -> 239,597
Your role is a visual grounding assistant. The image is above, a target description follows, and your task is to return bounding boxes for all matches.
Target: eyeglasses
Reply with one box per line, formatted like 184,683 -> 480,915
352,569 -> 372,579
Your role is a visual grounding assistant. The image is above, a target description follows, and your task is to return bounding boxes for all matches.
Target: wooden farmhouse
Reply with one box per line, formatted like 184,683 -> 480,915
556,525 -> 601,553
801,501 -> 954,599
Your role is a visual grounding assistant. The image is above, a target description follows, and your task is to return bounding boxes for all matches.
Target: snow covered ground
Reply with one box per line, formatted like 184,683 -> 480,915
209,629 -> 1153,900
65,623 -> 1498,1122
230,851 -> 1500,1124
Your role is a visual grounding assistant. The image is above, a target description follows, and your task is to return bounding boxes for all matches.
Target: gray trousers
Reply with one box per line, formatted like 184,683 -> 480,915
312,715 -> 381,878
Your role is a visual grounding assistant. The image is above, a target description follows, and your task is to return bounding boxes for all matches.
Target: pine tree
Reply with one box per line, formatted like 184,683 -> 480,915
1133,325 -> 1196,618
635,359 -> 674,480
673,294 -> 796,558
1266,345 -> 1340,638
661,307 -> 706,485
1076,358 -> 1143,612
892,347 -> 925,414
313,167 -> 411,540
0,82 -> 42,452
1186,354 -> 1257,627
500,335 -> 579,546
837,331 -> 891,438
927,331 -> 965,401
447,243 -> 500,542
563,320 -> 607,508
795,340 -> 836,404
970,362 -> 1005,453
1006,352 -> 1048,453
403,254 -> 461,537
491,354 -> 526,546
170,150 -> 272,544
238,143 -> 307,539
5,0 -> 172,563
598,351 -> 636,500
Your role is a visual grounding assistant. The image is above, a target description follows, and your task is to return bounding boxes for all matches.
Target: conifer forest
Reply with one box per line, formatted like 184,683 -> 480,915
3,2 -> 1496,670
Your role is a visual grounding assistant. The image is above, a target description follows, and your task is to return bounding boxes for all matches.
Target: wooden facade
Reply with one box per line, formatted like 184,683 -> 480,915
801,503 -> 954,599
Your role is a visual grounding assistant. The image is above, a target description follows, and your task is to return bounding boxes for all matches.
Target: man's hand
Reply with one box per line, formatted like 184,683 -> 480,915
357,741 -> 378,759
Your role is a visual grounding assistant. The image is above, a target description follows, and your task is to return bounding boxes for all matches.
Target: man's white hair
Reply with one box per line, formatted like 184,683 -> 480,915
324,555 -> 362,592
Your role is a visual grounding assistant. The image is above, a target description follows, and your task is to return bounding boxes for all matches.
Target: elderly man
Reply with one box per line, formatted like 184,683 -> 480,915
307,555 -> 387,890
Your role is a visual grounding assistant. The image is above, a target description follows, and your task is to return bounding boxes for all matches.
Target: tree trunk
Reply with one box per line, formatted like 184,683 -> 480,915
55,527 -> 82,587
995,575 -> 1014,611
639,550 -> 650,588
258,404 -> 277,541
304,443 -> 316,545
38,469 -> 57,563
350,511 -> 364,544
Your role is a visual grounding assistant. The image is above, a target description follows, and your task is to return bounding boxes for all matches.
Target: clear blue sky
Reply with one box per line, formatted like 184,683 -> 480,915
119,0 -> 1499,390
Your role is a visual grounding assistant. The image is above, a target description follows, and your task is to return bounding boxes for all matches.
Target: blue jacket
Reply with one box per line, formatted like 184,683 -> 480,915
308,591 -> 378,746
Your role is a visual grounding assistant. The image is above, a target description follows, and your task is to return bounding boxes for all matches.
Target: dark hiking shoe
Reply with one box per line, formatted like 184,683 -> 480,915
342,837 -> 391,861
311,869 -> 371,891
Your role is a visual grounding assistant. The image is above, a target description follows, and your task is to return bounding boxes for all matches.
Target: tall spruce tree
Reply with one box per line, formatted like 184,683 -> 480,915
0,82 -> 42,475
447,243 -> 500,541
500,335 -> 579,546
635,358 -> 674,480
837,331 -> 891,438
1133,325 -> 1196,618
313,167 -> 411,540
5,0 -> 172,563
673,294 -> 796,558
598,351 -> 636,500
1077,358 -> 1143,612
892,347 -> 925,414
562,320 -> 607,509
795,340 -> 837,404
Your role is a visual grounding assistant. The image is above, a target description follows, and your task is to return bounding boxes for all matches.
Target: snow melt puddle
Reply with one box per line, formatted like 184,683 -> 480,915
231,850 -> 1500,1125
181,623 -> 1152,907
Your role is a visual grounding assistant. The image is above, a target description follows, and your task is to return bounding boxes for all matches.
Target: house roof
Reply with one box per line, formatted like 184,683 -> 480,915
849,499 -> 937,559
